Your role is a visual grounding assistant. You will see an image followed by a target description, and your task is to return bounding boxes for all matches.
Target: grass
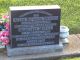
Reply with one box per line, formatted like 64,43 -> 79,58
0,0 -> 80,34
62,57 -> 80,60
0,0 -> 80,59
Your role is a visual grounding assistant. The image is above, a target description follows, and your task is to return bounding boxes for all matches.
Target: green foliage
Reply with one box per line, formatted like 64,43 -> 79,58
0,0 -> 80,34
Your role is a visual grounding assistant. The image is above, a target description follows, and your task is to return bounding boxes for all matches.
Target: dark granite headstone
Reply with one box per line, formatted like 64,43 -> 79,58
7,5 -> 63,56
9,5 -> 61,48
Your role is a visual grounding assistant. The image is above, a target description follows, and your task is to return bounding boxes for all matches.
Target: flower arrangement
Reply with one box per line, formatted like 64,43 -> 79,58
0,14 -> 9,46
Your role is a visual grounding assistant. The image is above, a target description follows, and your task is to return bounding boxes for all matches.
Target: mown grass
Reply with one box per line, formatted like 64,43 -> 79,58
0,0 -> 80,34
62,57 -> 80,60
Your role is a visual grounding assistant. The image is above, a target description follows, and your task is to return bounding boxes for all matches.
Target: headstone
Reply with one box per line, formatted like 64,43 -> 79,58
7,5 -> 63,56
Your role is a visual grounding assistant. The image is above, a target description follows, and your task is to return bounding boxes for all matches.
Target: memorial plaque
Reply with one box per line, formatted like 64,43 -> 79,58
9,5 -> 61,48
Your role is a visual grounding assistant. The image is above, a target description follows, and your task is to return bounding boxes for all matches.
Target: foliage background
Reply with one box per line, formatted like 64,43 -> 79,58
0,0 -> 80,34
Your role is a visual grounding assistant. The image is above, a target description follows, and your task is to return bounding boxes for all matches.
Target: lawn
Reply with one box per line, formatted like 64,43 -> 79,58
0,0 -> 80,34
62,57 -> 80,60
0,0 -> 80,60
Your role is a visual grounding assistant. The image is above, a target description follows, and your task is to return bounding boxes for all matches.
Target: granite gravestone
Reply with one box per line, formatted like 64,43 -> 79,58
7,5 -> 63,56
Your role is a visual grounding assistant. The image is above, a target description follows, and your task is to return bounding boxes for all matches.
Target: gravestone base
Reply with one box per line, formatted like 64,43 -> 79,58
7,43 -> 63,57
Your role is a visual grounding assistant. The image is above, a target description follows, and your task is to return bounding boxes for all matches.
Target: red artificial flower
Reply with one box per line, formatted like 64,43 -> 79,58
0,36 -> 9,45
2,15 -> 9,19
5,22 -> 10,30
0,30 -> 9,37
0,15 -> 10,46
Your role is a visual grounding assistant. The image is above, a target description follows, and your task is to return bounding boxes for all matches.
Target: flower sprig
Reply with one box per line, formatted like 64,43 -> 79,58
0,14 -> 9,46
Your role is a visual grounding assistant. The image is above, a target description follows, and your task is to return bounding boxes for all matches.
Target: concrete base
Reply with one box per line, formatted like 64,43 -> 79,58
7,43 -> 63,56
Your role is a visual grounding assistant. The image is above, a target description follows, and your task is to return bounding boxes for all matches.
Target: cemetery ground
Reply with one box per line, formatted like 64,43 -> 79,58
0,0 -> 80,60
